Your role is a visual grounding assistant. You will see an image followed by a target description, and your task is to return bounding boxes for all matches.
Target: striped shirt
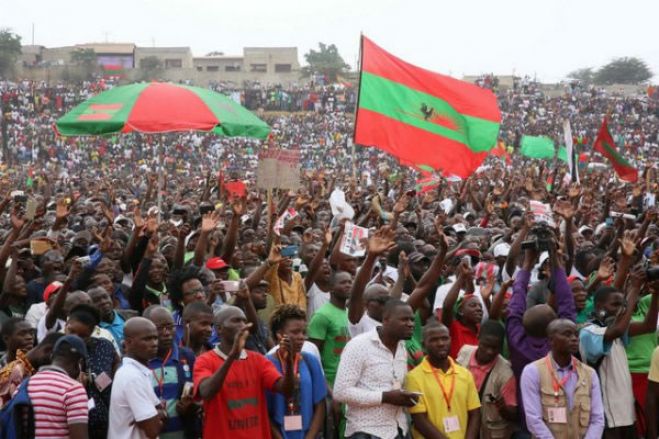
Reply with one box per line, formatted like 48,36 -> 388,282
27,367 -> 88,438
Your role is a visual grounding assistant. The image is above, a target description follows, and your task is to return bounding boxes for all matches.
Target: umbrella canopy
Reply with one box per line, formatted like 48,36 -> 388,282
55,82 -> 270,139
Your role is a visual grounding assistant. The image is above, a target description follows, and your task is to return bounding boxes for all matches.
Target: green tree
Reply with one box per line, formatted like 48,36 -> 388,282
303,42 -> 350,82
0,29 -> 22,77
70,48 -> 97,79
594,57 -> 652,85
139,56 -> 163,80
566,67 -> 595,84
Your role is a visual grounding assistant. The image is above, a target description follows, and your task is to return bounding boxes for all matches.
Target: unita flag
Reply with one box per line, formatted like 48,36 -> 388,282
593,118 -> 638,183
353,36 -> 501,178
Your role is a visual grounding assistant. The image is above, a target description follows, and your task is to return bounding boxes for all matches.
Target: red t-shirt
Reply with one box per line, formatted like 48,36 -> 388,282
193,350 -> 281,439
449,320 -> 479,359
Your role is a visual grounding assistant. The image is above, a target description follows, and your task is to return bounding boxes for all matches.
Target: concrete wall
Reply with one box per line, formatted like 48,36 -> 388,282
135,47 -> 194,69
14,64 -> 304,87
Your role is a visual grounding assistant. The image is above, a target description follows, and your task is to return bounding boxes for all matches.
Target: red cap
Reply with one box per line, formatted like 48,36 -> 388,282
455,248 -> 482,258
43,281 -> 63,303
206,257 -> 229,270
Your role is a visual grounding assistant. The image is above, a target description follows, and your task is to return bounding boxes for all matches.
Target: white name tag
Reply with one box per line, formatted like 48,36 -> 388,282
284,415 -> 303,431
547,407 -> 567,424
443,415 -> 460,433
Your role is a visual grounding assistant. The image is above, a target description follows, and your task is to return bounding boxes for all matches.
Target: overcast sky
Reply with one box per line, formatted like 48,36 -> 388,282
2,0 -> 657,82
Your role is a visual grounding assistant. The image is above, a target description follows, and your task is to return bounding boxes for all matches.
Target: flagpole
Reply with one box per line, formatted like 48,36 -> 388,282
351,33 -> 364,181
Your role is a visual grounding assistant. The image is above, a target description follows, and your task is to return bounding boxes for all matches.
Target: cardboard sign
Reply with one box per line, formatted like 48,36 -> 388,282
257,149 -> 301,190
339,222 -> 368,257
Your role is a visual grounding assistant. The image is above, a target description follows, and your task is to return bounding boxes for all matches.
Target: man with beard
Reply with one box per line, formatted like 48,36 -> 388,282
522,319 -> 604,438
334,300 -> 418,439
406,323 -> 480,439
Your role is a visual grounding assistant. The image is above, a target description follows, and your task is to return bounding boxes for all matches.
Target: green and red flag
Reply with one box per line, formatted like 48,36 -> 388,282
593,118 -> 638,182
55,82 -> 270,138
353,36 -> 501,178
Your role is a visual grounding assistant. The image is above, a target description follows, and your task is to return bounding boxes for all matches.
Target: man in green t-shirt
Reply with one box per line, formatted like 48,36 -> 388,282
308,271 -> 351,385
625,292 -> 658,436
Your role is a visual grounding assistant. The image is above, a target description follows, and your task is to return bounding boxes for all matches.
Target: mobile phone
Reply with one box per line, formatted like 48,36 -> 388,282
182,381 -> 194,398
220,280 -> 240,292
281,245 -> 299,258
605,217 -> 613,227
199,204 -> 214,215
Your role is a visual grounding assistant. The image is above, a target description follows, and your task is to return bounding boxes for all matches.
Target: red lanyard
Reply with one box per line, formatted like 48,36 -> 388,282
430,361 -> 456,412
277,350 -> 301,414
545,356 -> 576,398
152,349 -> 172,399
277,350 -> 300,377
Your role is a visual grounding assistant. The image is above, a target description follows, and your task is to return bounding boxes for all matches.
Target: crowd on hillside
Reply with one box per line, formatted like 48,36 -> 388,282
0,75 -> 658,439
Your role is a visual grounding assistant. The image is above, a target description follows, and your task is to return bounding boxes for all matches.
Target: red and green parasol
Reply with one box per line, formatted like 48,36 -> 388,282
55,82 -> 270,138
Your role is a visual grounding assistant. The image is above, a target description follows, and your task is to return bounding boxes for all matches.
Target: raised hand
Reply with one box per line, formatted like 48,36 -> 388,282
146,217 -> 158,236
397,251 -> 410,279
201,211 -> 220,233
367,226 -> 397,256
145,234 -> 160,258
230,323 -> 253,358
597,257 -> 615,280
323,226 -> 333,246
568,183 -> 582,199
553,199 -> 575,220
232,197 -> 246,216
133,205 -> 145,229
10,210 -> 25,232
619,229 -> 637,257
268,244 -> 284,266
392,194 -> 410,214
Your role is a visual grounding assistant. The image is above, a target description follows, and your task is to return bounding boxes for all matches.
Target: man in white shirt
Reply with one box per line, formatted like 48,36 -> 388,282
109,317 -> 166,439
334,299 -> 419,439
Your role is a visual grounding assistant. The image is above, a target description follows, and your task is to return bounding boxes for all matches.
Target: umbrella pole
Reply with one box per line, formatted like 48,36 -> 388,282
157,138 -> 163,222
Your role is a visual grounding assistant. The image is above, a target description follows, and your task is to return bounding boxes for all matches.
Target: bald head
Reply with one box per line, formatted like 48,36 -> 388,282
214,305 -> 246,329
523,304 -> 557,338
547,318 -> 577,338
124,317 -> 157,338
123,317 -> 158,363
364,284 -> 389,301
143,305 -> 170,321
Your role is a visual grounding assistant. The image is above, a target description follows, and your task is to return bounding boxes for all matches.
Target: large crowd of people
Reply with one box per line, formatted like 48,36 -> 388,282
0,74 -> 658,439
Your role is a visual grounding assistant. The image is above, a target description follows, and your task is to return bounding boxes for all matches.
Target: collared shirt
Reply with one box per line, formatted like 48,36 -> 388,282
333,328 -> 409,439
108,357 -> 161,439
405,357 -> 481,439
460,346 -> 517,407
266,266 -> 307,310
148,344 -> 197,439
99,311 -> 125,349
520,355 -> 605,439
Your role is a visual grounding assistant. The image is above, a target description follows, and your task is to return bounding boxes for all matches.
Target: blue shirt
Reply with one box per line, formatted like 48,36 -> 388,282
148,343 -> 197,438
266,352 -> 327,439
100,311 -> 125,350
173,309 -> 218,347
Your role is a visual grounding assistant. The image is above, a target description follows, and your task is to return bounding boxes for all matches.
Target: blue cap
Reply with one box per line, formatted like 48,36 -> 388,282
53,335 -> 88,360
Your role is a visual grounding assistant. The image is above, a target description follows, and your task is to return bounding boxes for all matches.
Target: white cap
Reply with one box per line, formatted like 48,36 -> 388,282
452,223 -> 467,233
538,251 -> 550,267
493,243 -> 511,258
578,225 -> 593,236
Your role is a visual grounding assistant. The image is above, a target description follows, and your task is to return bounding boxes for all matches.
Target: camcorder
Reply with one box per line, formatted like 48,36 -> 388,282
521,223 -> 553,252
